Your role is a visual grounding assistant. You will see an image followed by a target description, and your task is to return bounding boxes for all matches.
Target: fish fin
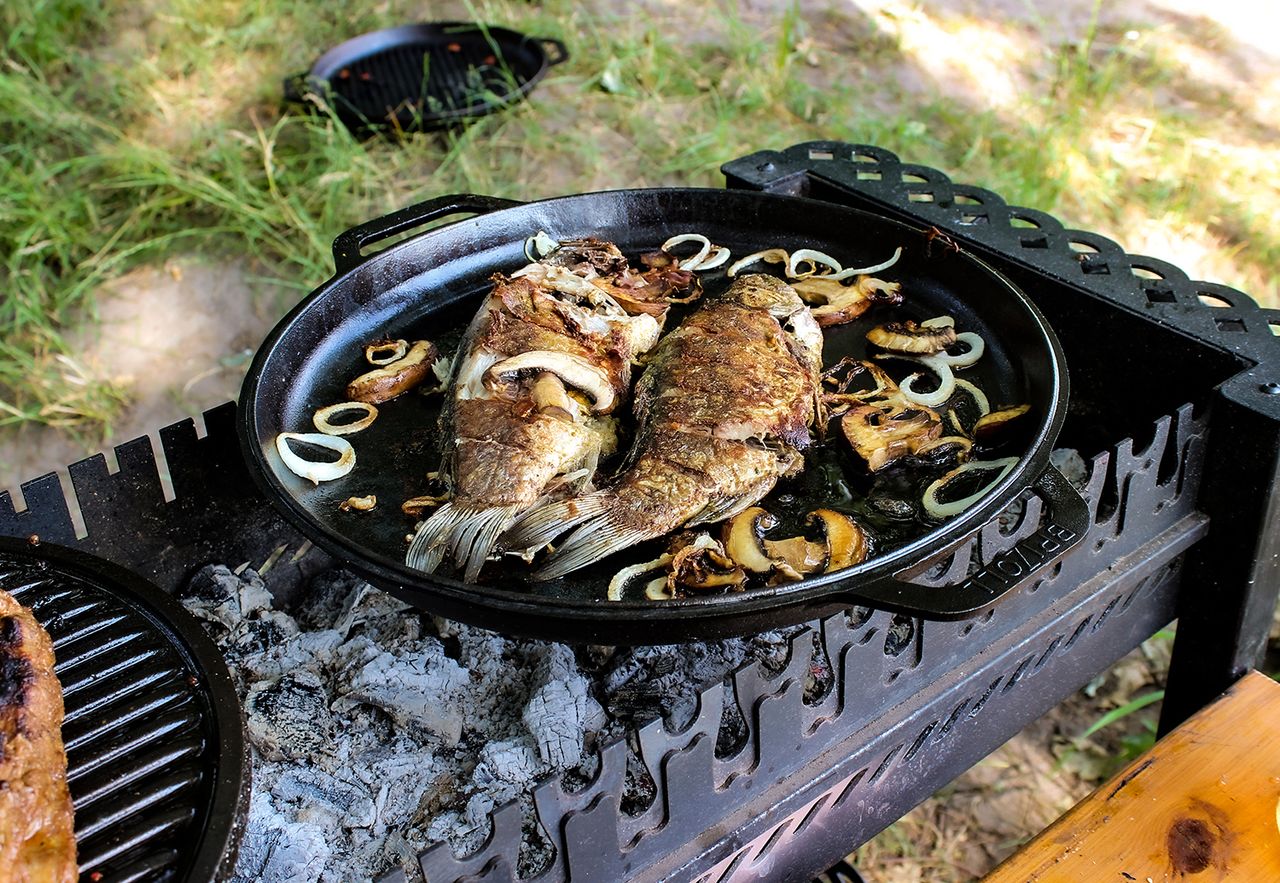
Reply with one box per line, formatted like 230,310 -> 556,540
503,490 -> 613,553
685,493 -> 761,528
685,477 -> 777,528
533,510 -> 658,581
406,503 -> 521,581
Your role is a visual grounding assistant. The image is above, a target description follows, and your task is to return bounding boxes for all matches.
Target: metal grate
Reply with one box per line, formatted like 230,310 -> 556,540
1,540 -> 248,882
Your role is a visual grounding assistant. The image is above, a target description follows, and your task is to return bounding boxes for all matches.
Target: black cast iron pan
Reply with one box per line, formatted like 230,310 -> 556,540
240,189 -> 1088,643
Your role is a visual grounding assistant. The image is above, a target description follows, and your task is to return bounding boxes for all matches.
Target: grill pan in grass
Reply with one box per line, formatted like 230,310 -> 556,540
284,22 -> 568,134
240,189 -> 1089,644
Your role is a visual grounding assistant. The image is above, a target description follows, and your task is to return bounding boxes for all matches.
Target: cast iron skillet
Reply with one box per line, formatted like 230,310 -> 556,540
240,189 -> 1088,644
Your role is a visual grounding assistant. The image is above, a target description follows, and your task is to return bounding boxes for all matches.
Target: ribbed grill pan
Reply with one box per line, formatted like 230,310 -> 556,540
285,21 -> 569,133
0,537 -> 247,882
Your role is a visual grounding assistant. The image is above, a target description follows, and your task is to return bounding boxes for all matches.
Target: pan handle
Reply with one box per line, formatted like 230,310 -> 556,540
833,463 -> 1090,619
331,194 -> 524,275
537,38 -> 570,66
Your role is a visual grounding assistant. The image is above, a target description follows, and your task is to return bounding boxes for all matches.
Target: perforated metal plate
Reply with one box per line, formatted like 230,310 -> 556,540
0,537 -> 248,882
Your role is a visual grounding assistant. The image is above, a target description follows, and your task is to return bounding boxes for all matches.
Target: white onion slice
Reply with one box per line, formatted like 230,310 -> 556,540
524,231 -> 559,261
727,248 -> 789,277
931,332 -> 986,368
823,246 -> 904,281
643,577 -> 675,600
365,339 -> 408,366
952,378 -> 991,416
661,233 -> 713,271
313,401 -> 378,435
787,248 -> 843,279
923,457 -> 1018,518
921,315 -> 955,329
693,245 -> 731,271
276,432 -> 356,485
894,356 -> 956,407
607,553 -> 673,601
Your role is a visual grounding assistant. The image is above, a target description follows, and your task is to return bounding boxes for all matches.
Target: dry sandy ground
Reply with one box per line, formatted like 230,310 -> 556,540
0,1 -> 1274,879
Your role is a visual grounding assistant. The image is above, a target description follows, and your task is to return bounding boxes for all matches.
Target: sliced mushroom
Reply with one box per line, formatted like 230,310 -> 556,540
867,319 -> 958,355
973,404 -> 1031,443
802,275 -> 903,327
347,340 -> 439,404
722,507 -> 780,575
486,351 -> 617,413
529,372 -> 578,421
667,534 -> 746,595
762,536 -> 827,580
809,509 -> 868,572
840,399 -> 943,472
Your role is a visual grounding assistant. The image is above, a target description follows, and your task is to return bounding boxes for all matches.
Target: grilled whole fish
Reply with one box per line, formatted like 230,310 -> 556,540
406,239 -> 695,581
508,274 -> 824,580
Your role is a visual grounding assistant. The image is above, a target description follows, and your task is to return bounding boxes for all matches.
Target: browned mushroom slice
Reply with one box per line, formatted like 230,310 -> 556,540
347,340 -> 440,404
529,372 -> 578,421
809,509 -> 868,572
973,404 -> 1031,443
667,534 -> 746,595
840,400 -> 943,472
800,275 -> 903,327
762,536 -> 827,582
722,507 -> 781,574
866,319 -> 957,355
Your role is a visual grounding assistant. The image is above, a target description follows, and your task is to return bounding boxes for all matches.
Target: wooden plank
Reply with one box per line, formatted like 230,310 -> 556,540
985,670 -> 1280,882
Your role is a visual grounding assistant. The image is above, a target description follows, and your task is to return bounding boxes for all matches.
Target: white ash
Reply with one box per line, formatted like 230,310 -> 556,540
180,564 -> 802,882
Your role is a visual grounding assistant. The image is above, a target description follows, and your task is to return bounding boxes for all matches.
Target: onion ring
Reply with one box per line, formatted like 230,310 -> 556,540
884,355 -> 955,407
693,245 -> 731,271
313,401 -> 378,435
727,248 -> 789,277
931,332 -> 986,368
923,457 -> 1018,518
276,432 -> 355,485
524,231 -> 559,261
607,553 -> 673,601
643,577 -> 674,600
952,378 -> 991,416
661,233 -> 712,271
823,246 -> 904,281
786,248 -> 843,279
365,339 -> 408,366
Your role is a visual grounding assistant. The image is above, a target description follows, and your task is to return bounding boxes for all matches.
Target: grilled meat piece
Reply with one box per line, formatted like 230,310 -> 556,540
0,589 -> 77,882
406,239 -> 693,581
508,274 -> 824,580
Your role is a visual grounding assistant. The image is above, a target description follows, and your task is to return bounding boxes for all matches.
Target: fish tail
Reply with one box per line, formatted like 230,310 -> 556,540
406,502 -> 521,582
503,490 -> 614,554
532,505 -> 660,581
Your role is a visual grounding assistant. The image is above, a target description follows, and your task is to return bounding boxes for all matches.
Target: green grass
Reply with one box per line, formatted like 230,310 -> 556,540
1,0 -> 1276,435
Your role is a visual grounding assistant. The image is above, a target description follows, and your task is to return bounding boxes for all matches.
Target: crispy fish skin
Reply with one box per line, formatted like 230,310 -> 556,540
407,240 -> 684,581
509,274 -> 823,580
0,589 -> 77,883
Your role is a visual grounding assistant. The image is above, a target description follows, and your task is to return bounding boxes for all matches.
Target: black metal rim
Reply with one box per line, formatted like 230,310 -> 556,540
240,188 -> 1072,641
0,536 -> 249,882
